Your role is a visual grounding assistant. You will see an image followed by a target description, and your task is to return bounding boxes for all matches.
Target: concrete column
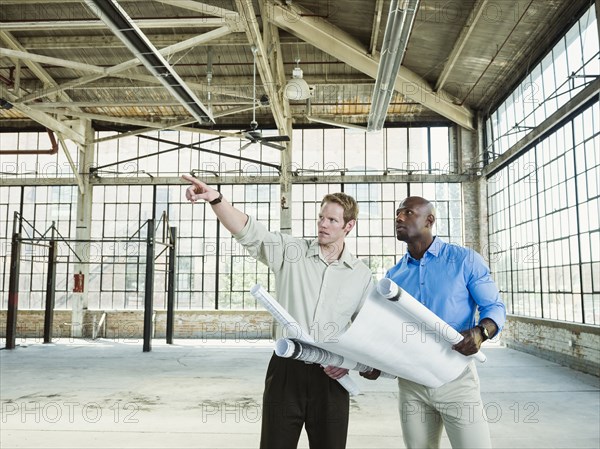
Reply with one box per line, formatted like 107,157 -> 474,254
459,122 -> 482,253
279,117 -> 293,235
476,114 -> 490,260
71,120 -> 94,338
448,124 -> 460,174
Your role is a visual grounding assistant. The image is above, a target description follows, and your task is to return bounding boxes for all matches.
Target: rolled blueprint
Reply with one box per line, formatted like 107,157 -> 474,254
250,284 -> 362,395
377,278 -> 487,363
275,338 -> 396,379
250,284 -> 313,342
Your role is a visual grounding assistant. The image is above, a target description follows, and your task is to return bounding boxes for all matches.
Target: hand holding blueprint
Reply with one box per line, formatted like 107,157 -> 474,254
251,278 -> 486,391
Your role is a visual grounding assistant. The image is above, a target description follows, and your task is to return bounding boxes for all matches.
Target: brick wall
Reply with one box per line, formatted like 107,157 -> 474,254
0,310 -> 74,341
503,315 -> 600,376
0,310 -> 274,342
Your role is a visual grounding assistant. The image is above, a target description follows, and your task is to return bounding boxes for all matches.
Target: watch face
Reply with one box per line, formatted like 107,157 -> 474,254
478,325 -> 489,340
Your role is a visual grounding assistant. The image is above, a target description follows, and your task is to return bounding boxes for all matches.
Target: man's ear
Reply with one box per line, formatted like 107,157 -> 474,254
426,214 -> 436,228
344,219 -> 356,234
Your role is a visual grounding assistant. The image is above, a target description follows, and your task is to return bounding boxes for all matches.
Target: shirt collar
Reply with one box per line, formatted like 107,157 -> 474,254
427,236 -> 445,257
308,239 -> 355,269
405,236 -> 446,261
307,239 -> 320,258
338,244 -> 355,268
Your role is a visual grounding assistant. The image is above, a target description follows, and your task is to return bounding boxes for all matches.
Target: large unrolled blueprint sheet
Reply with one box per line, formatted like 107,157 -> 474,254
251,278 -> 485,389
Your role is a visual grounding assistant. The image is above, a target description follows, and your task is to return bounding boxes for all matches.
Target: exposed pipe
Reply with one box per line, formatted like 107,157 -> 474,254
0,128 -> 58,155
367,0 -> 420,132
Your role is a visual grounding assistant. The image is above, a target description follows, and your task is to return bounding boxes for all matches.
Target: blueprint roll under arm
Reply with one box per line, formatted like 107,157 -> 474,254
274,338 -> 361,396
377,278 -> 487,363
250,284 -> 362,396
275,338 -> 396,379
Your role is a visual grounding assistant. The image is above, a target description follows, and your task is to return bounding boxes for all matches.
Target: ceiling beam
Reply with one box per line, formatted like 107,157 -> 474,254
16,27 -> 236,104
0,89 -> 85,144
214,103 -> 261,118
1,31 -> 72,104
15,76 -> 378,91
0,47 -> 107,75
28,100 -> 253,108
83,0 -> 214,124
16,34 -> 323,50
0,18 -> 227,31
434,0 -> 489,93
259,0 -> 291,125
267,1 -> 474,130
90,109 -> 260,143
0,31 -> 87,145
152,0 -> 239,20
235,0 -> 286,132
35,108 -> 238,138
368,0 -> 385,56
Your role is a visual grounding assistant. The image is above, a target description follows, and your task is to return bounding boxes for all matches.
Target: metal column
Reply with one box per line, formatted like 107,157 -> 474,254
166,226 -> 177,344
5,212 -> 22,350
143,219 -> 155,352
43,223 -> 57,344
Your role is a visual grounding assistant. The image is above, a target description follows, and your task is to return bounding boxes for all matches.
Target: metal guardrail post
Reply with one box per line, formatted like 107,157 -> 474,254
166,226 -> 177,344
6,213 -> 22,350
43,223 -> 57,343
143,219 -> 155,352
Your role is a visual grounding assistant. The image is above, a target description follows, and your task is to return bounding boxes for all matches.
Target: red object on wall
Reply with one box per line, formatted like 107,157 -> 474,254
73,272 -> 85,292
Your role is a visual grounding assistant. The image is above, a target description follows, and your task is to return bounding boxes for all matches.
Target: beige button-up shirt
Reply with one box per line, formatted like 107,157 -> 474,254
234,216 -> 374,343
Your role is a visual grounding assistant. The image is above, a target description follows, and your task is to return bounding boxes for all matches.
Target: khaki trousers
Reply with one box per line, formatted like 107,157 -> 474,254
398,362 -> 492,449
260,354 -> 350,449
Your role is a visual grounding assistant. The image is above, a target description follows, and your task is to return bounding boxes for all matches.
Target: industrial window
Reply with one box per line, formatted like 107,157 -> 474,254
488,101 -> 600,324
485,4 -> 598,160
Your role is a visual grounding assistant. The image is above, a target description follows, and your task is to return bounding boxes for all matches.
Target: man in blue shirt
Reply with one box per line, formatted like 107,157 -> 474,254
362,196 -> 506,449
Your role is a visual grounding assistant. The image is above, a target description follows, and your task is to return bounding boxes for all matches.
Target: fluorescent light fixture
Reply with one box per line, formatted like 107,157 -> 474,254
368,0 -> 419,132
285,59 -> 312,101
84,0 -> 214,124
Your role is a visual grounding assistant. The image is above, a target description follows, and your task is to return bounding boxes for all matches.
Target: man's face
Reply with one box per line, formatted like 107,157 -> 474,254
317,201 -> 354,247
395,198 -> 432,242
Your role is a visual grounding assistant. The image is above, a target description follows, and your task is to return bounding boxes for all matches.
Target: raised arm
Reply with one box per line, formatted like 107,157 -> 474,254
182,174 -> 248,234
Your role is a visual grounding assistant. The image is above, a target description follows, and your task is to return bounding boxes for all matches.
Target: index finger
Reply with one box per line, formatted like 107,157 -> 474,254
181,174 -> 203,186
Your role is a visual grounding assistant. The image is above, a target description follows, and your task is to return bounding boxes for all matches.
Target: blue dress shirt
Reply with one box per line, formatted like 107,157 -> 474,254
386,237 -> 506,333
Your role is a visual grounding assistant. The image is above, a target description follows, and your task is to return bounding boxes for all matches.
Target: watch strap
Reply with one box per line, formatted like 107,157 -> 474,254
476,324 -> 490,341
209,191 -> 223,205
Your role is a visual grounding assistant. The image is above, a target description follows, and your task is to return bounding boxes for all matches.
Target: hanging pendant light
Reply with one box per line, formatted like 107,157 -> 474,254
284,58 -> 311,101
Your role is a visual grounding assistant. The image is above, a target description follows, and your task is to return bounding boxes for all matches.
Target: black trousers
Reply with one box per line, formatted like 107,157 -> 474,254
259,353 -> 350,449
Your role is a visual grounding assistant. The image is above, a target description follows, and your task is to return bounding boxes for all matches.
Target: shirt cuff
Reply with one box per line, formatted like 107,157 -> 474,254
232,215 -> 252,240
480,308 -> 506,332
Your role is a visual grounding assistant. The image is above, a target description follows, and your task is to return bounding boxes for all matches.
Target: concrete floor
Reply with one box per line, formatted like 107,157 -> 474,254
0,338 -> 598,449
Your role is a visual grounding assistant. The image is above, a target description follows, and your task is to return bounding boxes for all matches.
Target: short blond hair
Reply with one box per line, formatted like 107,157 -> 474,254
320,193 -> 359,225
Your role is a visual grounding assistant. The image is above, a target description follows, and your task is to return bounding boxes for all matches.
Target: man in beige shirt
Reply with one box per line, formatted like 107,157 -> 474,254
182,175 -> 373,449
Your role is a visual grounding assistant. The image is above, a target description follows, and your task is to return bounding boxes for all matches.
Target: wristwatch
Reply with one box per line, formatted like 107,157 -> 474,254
476,324 -> 490,342
209,191 -> 223,205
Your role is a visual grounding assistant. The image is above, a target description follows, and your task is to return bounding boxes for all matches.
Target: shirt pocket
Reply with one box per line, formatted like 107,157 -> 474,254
334,287 -> 363,324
